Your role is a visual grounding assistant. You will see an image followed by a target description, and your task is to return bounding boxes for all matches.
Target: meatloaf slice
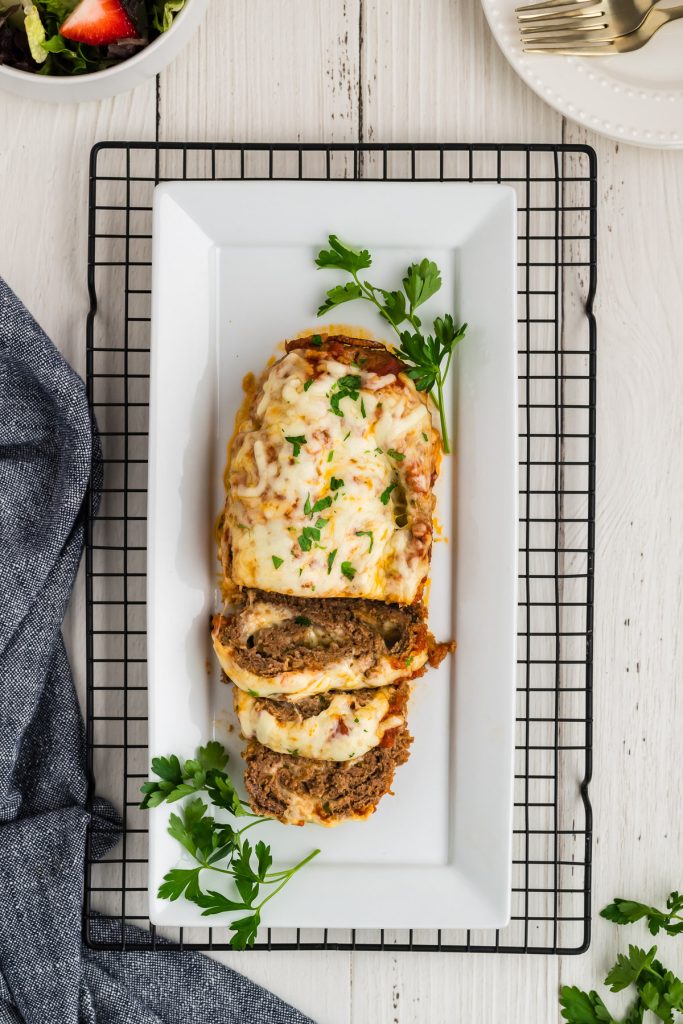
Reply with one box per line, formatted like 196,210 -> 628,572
212,590 -> 430,697
242,725 -> 413,826
234,683 -> 410,762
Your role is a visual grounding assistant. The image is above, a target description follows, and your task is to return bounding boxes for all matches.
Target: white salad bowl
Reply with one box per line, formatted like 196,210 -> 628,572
0,0 -> 208,102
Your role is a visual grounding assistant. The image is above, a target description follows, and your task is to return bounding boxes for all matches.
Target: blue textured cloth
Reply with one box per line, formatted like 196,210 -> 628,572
0,279 -> 313,1024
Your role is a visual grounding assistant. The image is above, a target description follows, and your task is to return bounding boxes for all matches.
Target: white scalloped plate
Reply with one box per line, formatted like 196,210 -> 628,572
482,0 -> 683,148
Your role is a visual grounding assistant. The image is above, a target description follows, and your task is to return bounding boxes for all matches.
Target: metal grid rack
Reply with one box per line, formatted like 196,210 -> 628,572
83,142 -> 596,954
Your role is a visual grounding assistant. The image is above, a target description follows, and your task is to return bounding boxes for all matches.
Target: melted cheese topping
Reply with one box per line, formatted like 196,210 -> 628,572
225,349 -> 435,604
235,688 -> 405,762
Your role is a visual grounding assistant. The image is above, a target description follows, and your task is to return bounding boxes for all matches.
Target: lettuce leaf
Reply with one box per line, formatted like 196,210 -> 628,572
151,0 -> 185,33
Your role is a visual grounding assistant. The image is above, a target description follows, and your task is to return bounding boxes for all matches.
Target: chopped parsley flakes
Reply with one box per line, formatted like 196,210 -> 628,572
310,334 -> 323,347
303,379 -> 313,392
330,477 -> 344,491
327,450 -> 334,462
329,374 -> 362,417
285,435 -> 306,457
271,555 -> 284,569
341,561 -> 356,581
355,530 -> 374,552
327,549 -> 337,574
380,481 -> 397,505
387,448 -> 405,461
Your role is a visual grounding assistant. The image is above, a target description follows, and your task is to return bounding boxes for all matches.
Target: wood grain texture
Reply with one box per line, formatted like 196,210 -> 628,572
4,0 -> 683,1019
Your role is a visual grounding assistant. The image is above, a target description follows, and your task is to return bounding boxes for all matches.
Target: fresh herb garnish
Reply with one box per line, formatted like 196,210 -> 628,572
601,892 -> 683,937
315,517 -> 329,529
356,530 -> 374,552
360,397 -> 366,418
341,561 -> 356,581
422,431 -> 429,442
330,477 -> 344,491
380,481 -> 397,505
285,435 -> 306,457
561,890 -> 683,1023
141,744 -> 319,950
329,374 -> 362,418
327,549 -> 337,574
247,689 -> 259,698
271,556 -> 283,569
315,235 -> 468,453
327,450 -> 334,462
311,496 -> 332,516
343,431 -> 351,441
298,526 -> 321,552
386,448 -> 405,461
304,494 -> 312,516
294,616 -> 311,626
303,380 -> 313,392
310,334 -> 323,347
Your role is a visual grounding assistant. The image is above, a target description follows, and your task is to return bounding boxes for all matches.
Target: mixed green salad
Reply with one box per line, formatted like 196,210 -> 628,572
0,0 -> 186,76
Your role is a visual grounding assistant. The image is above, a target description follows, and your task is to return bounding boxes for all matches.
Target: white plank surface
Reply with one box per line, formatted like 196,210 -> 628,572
4,0 -> 683,1021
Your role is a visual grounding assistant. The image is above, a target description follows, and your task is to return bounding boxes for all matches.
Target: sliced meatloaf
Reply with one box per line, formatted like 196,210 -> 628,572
234,682 -> 410,762
243,725 -> 413,826
212,589 -> 429,697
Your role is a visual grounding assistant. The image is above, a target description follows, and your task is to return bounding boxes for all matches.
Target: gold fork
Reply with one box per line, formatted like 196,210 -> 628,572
519,0 -> 683,53
517,0 -> 654,37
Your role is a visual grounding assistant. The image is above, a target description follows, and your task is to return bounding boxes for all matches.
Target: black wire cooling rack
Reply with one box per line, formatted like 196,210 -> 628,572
83,141 -> 596,954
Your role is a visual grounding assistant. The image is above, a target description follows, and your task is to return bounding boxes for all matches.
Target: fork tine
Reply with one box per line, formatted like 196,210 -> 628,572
520,16 -> 609,35
517,3 -> 605,20
523,37 -> 617,51
515,0 -> 598,15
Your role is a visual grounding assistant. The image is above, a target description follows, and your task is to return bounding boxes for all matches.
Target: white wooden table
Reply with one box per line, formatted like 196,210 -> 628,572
2,2 -> 683,1021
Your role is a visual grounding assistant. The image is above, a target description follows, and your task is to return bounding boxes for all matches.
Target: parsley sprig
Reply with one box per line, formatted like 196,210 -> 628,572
561,891 -> 683,1023
315,235 -> 468,453
141,743 -> 320,950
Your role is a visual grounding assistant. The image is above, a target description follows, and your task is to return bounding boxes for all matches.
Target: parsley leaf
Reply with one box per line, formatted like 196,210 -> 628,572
284,435 -> 306,457
403,259 -> 442,311
140,743 -> 231,809
356,530 -> 374,552
272,556 -> 283,569
327,549 -> 337,574
380,481 -> 397,505
317,282 -> 364,317
386,448 -> 405,461
605,947 -> 658,993
330,477 -> 344,491
601,893 -> 683,937
303,379 -> 313,392
315,234 -> 372,274
559,986 -> 617,1024
311,496 -> 332,516
341,561 -> 356,581
310,334 -> 323,347
327,450 -> 334,462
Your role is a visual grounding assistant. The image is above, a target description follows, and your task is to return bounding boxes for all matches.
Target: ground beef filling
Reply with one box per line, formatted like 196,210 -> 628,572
217,591 -> 427,678
243,726 -> 413,824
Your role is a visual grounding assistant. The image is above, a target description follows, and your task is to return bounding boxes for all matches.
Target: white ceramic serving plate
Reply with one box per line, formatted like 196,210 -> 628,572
0,0 -> 207,103
147,180 -> 517,932
482,0 -> 683,148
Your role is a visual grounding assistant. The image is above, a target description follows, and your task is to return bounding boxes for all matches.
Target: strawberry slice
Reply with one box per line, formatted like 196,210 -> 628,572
60,0 -> 138,46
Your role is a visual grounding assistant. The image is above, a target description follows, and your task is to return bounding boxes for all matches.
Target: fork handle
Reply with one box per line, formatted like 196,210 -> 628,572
648,2 -> 683,29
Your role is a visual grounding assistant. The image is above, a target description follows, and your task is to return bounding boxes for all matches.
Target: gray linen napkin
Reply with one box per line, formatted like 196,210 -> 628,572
0,278 -> 314,1024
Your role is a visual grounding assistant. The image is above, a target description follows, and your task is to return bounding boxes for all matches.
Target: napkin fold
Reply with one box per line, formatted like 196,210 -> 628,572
0,278 -> 313,1024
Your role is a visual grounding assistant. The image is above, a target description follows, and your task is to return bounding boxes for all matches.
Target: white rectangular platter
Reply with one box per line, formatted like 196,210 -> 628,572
148,180 -> 517,931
